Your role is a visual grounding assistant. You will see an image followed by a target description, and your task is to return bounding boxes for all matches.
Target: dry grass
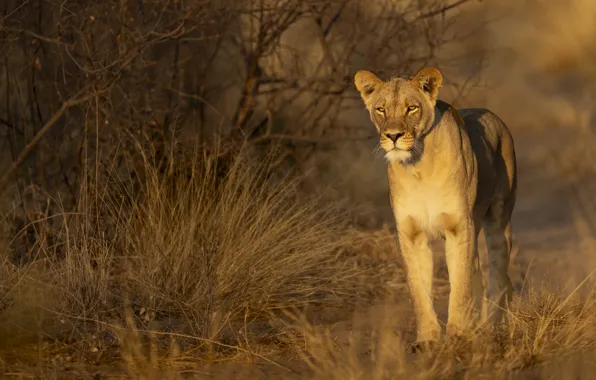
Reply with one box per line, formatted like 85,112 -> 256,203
0,146 -> 376,376
116,148 -> 367,332
1,147 -> 596,378
2,162 -> 595,379
296,283 -> 596,380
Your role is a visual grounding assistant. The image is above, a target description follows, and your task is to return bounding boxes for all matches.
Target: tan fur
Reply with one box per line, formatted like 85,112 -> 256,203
355,68 -> 517,343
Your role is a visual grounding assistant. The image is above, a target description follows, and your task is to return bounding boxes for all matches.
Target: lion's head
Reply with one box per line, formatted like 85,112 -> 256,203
354,67 -> 443,164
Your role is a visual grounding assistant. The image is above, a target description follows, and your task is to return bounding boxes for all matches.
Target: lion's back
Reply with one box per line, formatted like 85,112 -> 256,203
458,108 -> 510,151
458,107 -> 517,204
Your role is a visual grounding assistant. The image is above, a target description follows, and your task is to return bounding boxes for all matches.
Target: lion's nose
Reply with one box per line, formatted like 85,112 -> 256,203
385,132 -> 404,143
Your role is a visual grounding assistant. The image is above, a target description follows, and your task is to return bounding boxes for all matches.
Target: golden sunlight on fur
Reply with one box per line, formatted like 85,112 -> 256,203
355,67 -> 518,348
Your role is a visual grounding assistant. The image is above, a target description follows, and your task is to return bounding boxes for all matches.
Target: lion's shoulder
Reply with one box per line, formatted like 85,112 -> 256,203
457,107 -> 509,151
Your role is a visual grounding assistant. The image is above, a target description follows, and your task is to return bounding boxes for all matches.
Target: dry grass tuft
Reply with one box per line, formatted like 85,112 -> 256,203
0,145 -> 376,373
293,282 -> 596,380
119,150 -> 363,332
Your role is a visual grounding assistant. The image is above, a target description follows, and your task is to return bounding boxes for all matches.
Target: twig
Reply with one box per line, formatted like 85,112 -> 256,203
323,1 -> 348,37
0,92 -> 93,192
1,27 -> 71,46
418,0 -> 474,19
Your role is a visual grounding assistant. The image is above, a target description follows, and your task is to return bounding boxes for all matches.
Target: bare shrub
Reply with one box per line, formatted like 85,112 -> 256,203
0,0 -> 479,200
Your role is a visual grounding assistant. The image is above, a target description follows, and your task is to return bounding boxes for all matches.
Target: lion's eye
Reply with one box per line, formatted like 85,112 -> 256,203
407,105 -> 419,114
375,107 -> 385,114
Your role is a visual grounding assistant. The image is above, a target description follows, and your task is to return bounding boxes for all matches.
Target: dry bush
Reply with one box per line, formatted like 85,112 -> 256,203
117,147 -> 367,332
0,145 -> 374,361
0,0 -> 481,208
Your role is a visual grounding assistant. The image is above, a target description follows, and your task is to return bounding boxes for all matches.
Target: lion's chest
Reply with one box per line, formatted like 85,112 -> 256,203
392,179 -> 465,239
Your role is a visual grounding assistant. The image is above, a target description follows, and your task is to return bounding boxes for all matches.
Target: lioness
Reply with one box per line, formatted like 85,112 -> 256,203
354,68 -> 517,347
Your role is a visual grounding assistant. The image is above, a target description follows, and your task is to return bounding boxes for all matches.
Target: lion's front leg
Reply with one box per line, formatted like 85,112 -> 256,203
398,216 -> 441,343
444,218 -> 480,337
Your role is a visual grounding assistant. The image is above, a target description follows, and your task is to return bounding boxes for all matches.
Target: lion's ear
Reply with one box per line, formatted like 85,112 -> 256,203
412,67 -> 443,102
354,70 -> 382,102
